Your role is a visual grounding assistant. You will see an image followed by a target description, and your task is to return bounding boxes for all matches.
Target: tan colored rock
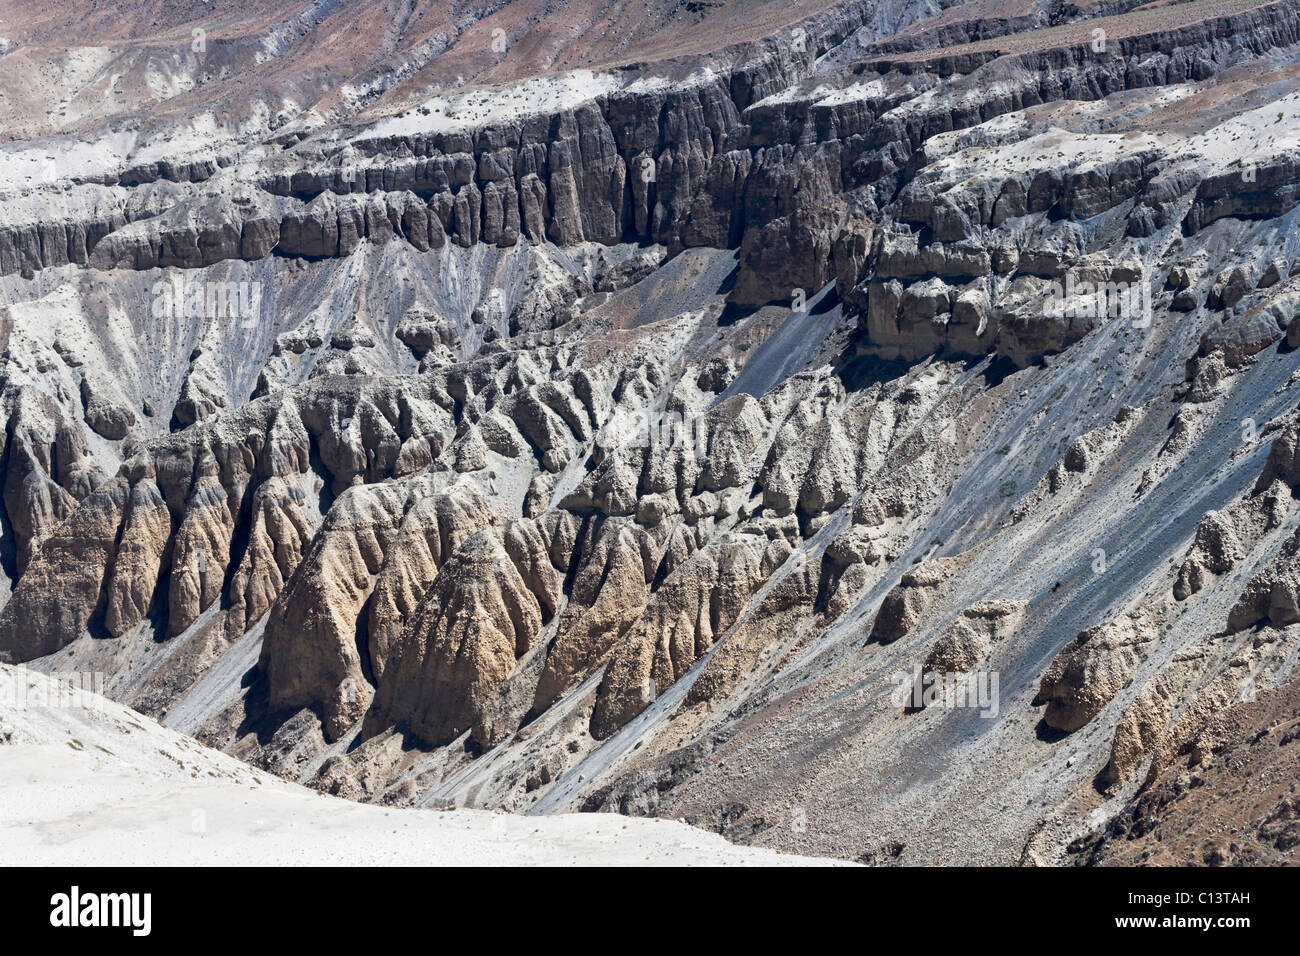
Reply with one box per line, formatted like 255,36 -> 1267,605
1256,414 -> 1300,490
1102,645 -> 1212,787
366,526 -> 550,747
167,460 -> 235,637
365,482 -> 499,683
103,469 -> 171,636
924,600 -> 1027,674
590,534 -> 770,738
1226,524 -> 1300,633
1038,611 -> 1155,733
869,555 -> 963,644
533,517 -> 658,711
686,554 -> 821,708
224,474 -> 320,640
259,482 -> 408,740
0,388 -> 100,575
1174,509 -> 1244,600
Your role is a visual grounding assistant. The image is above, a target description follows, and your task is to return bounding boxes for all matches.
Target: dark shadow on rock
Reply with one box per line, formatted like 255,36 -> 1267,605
1035,716 -> 1072,743
810,286 -> 840,314
982,354 -> 1019,387
718,300 -> 756,326
714,261 -> 739,296
232,668 -> 318,747
834,349 -> 912,393
1091,764 -> 1117,796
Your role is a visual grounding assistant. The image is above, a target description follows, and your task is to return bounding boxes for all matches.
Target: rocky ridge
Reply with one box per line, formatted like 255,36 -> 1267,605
3,0 -> 1300,864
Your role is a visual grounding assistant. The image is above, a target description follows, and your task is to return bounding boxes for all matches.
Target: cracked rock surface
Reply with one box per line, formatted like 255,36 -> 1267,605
4,0 -> 1300,865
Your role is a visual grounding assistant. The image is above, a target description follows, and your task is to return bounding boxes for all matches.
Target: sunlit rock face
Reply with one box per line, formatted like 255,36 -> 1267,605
4,0 -> 1300,866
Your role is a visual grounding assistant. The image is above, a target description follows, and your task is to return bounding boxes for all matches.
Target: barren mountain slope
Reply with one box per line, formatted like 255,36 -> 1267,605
2,0 -> 1300,865
1067,668 -> 1300,866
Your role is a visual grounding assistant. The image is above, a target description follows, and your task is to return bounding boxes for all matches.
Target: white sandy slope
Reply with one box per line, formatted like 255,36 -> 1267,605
0,665 -> 844,866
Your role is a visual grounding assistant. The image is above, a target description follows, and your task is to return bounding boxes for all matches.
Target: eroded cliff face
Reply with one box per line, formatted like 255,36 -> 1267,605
4,0 -> 1300,864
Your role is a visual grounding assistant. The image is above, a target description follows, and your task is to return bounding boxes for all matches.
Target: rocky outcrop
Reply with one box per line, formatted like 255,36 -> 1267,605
1077,663 -> 1300,865
1226,525 -> 1300,633
869,556 -> 963,644
1175,416 -> 1300,602
590,533 -> 776,738
0,378 -> 455,660
8,0 -> 1300,868
923,600 -> 1027,674
259,475 -> 499,742
1174,509 -> 1248,601
1038,611 -> 1156,733
365,523 -> 557,747
0,387 -> 101,580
